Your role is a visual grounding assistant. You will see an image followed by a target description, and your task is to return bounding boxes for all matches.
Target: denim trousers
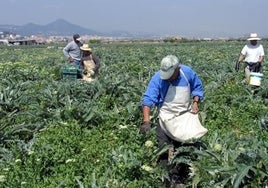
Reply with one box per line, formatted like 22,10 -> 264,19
71,59 -> 83,69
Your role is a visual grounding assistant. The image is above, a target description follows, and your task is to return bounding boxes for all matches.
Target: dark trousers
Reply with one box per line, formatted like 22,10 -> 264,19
245,62 -> 261,72
156,123 -> 194,159
156,123 -> 204,186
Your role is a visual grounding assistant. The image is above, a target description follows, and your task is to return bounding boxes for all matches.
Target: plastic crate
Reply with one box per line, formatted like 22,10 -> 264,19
61,65 -> 78,80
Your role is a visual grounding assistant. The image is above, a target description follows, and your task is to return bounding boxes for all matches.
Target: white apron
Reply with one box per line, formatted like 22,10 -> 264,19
83,55 -> 96,82
159,70 -> 207,142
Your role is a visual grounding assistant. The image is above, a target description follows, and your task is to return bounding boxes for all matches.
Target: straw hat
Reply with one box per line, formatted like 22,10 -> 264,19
247,33 -> 261,41
80,44 -> 92,51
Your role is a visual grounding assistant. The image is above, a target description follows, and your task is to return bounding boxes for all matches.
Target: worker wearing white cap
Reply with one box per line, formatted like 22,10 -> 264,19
140,55 -> 207,187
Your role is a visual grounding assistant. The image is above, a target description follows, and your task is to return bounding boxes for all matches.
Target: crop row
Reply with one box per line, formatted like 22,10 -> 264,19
0,41 -> 267,187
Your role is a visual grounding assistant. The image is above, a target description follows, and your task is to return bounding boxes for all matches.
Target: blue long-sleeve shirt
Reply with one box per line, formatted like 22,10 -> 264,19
142,65 -> 204,108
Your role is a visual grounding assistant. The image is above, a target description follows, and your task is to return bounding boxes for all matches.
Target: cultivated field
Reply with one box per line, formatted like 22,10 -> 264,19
0,41 -> 268,187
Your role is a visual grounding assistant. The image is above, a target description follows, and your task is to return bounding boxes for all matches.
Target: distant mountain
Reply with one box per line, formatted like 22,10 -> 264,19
0,19 -> 162,39
0,19 -> 158,38
0,19 -> 111,37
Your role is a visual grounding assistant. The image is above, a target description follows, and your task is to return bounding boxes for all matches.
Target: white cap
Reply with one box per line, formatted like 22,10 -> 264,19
160,55 -> 179,80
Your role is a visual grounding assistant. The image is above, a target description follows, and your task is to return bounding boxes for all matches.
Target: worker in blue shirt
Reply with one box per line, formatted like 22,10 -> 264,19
140,55 -> 205,186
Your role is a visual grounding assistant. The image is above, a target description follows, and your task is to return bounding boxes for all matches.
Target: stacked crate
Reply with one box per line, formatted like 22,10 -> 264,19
61,65 -> 78,80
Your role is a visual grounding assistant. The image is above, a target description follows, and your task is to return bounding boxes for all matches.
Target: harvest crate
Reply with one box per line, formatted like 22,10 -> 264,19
61,65 -> 78,80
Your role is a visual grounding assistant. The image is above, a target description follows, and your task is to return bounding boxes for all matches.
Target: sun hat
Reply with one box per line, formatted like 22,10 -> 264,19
160,55 -> 180,80
80,44 -> 92,52
247,33 -> 261,41
73,33 -> 81,41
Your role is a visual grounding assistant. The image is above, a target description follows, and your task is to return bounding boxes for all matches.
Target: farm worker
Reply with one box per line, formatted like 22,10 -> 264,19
63,34 -> 83,69
236,33 -> 265,82
140,55 -> 206,186
80,44 -> 100,82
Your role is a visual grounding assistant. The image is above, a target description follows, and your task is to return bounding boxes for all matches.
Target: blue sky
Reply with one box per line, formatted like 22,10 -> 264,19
1,0 -> 268,38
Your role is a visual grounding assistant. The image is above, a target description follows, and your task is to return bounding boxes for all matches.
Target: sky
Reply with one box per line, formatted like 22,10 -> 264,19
1,0 -> 268,38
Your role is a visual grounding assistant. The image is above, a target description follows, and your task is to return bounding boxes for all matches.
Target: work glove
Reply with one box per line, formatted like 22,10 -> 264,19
256,61 -> 262,72
140,121 -> 151,134
235,61 -> 240,72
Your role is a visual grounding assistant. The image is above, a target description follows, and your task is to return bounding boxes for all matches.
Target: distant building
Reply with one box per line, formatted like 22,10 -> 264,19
202,38 -> 212,41
8,39 -> 37,45
0,39 -> 8,45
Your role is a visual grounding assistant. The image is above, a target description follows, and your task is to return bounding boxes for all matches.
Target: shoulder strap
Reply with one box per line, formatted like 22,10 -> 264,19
180,69 -> 189,85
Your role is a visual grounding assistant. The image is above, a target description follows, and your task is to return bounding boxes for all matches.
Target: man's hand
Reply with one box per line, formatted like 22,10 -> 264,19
140,121 -> 151,134
68,57 -> 74,62
191,101 -> 199,114
235,61 -> 240,72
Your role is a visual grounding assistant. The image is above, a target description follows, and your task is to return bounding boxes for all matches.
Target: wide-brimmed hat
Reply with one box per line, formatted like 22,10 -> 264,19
80,44 -> 92,52
160,55 -> 180,80
247,33 -> 261,41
